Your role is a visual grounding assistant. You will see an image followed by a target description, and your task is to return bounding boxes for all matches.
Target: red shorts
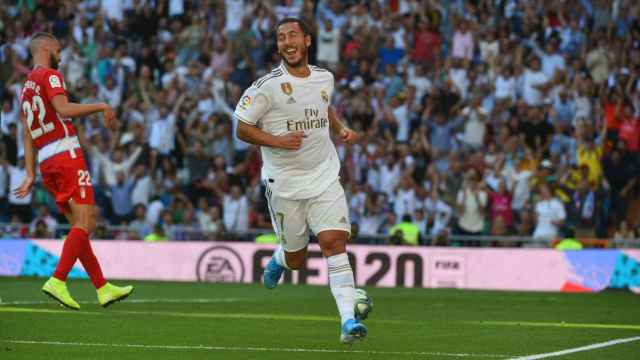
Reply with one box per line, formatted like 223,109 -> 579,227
40,151 -> 95,214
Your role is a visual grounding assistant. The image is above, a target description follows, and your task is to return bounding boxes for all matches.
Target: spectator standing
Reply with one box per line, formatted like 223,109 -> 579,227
460,96 -> 488,150
110,172 -> 135,225
149,94 -> 186,161
393,177 -> 417,221
221,184 -> 249,234
456,171 -> 488,237
424,188 -> 453,244
359,193 -> 386,238
567,178 -> 598,237
412,19 -> 441,64
488,180 -> 513,236
533,183 -> 566,240
379,154 -> 401,200
451,19 -> 473,62
521,57 -> 550,107
131,164 -> 153,207
384,93 -> 411,143
576,119 -> 607,185
129,204 -> 152,240
316,20 -> 340,70
90,145 -> 142,187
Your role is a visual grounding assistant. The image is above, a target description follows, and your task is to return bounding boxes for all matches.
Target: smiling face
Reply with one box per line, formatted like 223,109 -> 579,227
277,21 -> 311,68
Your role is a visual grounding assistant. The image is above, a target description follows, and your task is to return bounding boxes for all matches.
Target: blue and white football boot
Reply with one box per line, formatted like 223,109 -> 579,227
262,257 -> 285,289
340,319 -> 368,344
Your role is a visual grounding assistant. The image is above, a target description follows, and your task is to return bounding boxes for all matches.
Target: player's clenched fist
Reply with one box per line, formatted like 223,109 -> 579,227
339,127 -> 358,145
102,103 -> 119,131
278,131 -> 307,150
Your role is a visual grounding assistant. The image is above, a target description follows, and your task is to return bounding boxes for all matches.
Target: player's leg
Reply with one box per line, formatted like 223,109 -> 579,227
264,245 -> 308,288
40,163 -> 83,309
43,156 -> 133,308
42,204 -> 83,309
317,230 -> 366,343
310,180 -> 366,343
65,201 -> 106,287
42,204 -> 95,310
272,245 -> 308,270
68,201 -> 134,307
263,188 -> 310,288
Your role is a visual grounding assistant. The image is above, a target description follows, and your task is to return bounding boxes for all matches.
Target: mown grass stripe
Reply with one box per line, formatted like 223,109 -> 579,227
2,339 -> 511,358
473,320 -> 640,331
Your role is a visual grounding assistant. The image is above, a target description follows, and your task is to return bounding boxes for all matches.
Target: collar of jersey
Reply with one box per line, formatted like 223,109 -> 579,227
279,62 -> 313,82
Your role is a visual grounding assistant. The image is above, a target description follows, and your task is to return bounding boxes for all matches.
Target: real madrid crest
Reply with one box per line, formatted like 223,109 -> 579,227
281,82 -> 293,95
321,90 -> 329,104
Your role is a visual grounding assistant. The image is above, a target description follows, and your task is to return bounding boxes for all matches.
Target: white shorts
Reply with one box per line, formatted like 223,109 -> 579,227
265,179 -> 351,252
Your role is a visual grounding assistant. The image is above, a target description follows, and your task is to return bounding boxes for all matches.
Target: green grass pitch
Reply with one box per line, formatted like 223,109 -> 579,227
1,277 -> 639,359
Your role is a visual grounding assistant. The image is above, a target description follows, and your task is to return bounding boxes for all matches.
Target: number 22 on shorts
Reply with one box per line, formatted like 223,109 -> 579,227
78,170 -> 91,186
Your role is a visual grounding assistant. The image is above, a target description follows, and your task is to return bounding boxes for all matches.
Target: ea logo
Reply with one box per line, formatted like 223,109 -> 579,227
196,246 -> 245,283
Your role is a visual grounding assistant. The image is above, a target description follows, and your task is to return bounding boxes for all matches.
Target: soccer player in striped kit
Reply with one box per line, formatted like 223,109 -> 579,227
16,33 -> 133,309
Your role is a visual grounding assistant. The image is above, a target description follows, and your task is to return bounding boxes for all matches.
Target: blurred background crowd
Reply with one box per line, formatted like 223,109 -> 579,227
1,0 -> 639,246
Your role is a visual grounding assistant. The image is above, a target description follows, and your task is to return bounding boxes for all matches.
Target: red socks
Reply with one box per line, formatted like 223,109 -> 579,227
53,227 -> 107,289
53,228 -> 84,281
78,239 -> 107,289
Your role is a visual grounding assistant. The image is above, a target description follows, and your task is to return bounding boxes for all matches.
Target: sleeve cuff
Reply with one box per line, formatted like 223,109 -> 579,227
235,113 -> 256,126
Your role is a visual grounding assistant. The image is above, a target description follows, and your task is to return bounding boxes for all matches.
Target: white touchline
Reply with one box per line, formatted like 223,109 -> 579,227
1,339 -> 511,358
508,336 -> 640,360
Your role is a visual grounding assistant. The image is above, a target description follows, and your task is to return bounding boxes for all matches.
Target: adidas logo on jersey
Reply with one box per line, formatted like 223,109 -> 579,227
287,97 -> 296,104
339,217 -> 348,224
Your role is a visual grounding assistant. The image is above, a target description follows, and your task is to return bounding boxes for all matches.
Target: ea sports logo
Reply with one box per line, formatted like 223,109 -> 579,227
196,246 -> 245,283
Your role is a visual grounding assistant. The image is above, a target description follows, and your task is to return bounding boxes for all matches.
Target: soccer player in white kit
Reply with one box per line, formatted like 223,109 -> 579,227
234,18 -> 367,344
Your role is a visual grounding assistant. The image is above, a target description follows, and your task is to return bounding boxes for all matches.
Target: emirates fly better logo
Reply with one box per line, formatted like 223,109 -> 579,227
196,246 -> 245,283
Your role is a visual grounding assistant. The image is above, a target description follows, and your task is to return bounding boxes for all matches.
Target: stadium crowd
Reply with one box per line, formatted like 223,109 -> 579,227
1,0 -> 639,245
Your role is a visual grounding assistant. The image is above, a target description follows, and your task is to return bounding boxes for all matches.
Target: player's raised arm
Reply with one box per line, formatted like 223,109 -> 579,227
13,115 -> 37,198
328,106 -> 358,145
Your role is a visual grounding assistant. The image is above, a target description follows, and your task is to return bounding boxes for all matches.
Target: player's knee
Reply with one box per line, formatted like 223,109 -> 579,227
286,256 -> 306,270
318,232 -> 348,257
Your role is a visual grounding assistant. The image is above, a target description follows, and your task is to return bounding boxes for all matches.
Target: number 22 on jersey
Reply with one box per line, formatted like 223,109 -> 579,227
22,95 -> 54,139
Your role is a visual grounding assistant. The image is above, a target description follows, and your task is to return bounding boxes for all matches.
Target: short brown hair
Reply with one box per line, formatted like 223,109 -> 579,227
276,18 -> 310,36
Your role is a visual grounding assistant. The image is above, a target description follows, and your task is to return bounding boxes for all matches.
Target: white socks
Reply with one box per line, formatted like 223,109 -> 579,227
273,248 -> 355,325
273,245 -> 290,269
327,253 -> 356,325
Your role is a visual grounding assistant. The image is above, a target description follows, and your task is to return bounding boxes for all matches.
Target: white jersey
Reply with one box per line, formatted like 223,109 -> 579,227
234,64 -> 340,200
